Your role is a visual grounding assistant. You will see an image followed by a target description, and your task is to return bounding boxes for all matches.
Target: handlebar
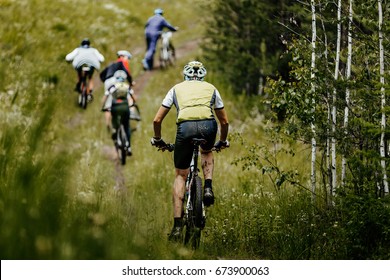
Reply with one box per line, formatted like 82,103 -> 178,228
153,142 -> 229,153
156,143 -> 175,152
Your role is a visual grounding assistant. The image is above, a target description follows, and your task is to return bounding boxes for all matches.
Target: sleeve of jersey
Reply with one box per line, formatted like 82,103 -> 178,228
65,49 -> 78,61
213,89 -> 225,110
161,88 -> 174,109
95,49 -> 105,62
106,85 -> 116,96
163,20 -> 177,31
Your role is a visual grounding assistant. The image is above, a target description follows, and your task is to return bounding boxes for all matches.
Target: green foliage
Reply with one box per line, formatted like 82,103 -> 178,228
2,0 -> 390,261
201,0 -> 299,96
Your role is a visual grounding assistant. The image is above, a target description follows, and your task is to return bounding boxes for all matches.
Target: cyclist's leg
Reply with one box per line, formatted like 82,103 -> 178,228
173,168 -> 188,218
174,121 -> 196,170
120,103 -> 131,147
168,167 -> 189,240
201,150 -> 215,206
103,95 -> 113,132
76,68 -> 82,91
198,119 -> 218,179
200,150 -> 214,181
112,101 -> 131,154
87,68 -> 95,95
198,119 -> 218,206
169,122 -> 195,240
145,34 -> 159,69
103,77 -> 116,130
110,103 -> 120,140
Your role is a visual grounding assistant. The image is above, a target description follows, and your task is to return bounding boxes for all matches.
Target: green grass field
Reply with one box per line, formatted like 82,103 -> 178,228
2,0 -> 387,260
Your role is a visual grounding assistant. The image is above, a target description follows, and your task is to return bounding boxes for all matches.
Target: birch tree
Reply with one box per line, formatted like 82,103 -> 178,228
331,0 -> 342,199
378,0 -> 389,195
341,0 -> 353,187
310,0 -> 317,199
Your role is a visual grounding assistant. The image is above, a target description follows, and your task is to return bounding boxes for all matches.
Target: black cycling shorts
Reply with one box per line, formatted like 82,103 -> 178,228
174,119 -> 217,169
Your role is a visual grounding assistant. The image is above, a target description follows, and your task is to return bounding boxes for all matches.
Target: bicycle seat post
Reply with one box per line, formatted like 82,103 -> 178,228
191,138 -> 206,176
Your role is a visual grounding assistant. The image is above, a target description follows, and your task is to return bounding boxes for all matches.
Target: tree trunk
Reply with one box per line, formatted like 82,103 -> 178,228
378,0 -> 389,196
310,0 -> 317,200
331,0 -> 342,201
341,0 -> 353,187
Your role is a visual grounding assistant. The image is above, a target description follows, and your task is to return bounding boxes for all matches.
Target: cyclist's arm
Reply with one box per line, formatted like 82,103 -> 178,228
126,74 -> 133,86
162,19 -> 178,32
101,94 -> 108,109
100,67 -> 108,82
127,89 -> 136,105
65,48 -> 78,61
215,108 -> 229,142
101,85 -> 115,109
94,49 -> 105,62
153,106 -> 170,139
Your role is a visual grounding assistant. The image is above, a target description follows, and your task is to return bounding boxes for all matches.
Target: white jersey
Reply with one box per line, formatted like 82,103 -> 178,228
65,47 -> 104,70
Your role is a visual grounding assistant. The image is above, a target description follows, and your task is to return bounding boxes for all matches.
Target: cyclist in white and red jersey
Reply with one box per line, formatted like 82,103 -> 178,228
100,50 -> 133,131
151,61 -> 229,241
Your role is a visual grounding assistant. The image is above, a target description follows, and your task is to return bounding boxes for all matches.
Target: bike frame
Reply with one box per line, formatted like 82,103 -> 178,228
185,143 -> 201,221
79,65 -> 92,109
183,139 -> 206,248
159,31 -> 175,69
155,138 -> 209,248
115,123 -> 128,165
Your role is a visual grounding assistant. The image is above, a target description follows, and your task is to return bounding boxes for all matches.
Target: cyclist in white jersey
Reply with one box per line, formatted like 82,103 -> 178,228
65,38 -> 104,96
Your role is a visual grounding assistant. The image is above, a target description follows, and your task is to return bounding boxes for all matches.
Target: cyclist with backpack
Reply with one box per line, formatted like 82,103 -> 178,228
65,38 -> 104,99
151,61 -> 229,240
100,50 -> 133,132
101,70 -> 134,156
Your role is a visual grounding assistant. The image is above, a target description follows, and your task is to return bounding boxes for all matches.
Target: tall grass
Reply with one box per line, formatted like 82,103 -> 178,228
1,0 -> 389,260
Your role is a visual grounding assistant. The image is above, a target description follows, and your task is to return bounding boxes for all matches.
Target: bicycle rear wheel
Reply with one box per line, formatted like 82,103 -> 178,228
184,224 -> 201,249
183,175 -> 203,249
193,176 -> 203,228
80,84 -> 88,109
118,125 -> 127,165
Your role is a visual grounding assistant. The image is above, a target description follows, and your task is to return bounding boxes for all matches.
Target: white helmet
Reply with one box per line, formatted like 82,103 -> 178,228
114,70 -> 127,82
183,61 -> 207,81
117,50 -> 132,59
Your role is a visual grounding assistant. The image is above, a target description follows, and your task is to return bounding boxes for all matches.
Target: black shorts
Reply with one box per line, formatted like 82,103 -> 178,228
111,100 -> 129,129
174,119 -> 217,169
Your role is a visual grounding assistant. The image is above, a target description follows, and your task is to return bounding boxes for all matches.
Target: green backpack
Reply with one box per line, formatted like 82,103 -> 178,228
112,82 -> 129,99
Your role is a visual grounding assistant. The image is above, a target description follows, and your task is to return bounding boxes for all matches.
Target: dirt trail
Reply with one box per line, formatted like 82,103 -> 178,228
107,38 -> 201,191
132,38 -> 201,94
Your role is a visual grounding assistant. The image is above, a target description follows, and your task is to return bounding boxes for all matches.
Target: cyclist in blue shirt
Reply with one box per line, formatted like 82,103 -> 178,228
142,8 -> 178,71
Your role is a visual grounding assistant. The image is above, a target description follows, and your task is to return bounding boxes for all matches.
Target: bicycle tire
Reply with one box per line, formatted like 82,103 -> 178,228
184,225 -> 201,249
119,125 -> 127,165
81,84 -> 87,109
193,176 -> 203,228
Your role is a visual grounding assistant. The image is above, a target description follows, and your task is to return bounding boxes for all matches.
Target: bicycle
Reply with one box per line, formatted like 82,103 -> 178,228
156,138 -> 211,249
159,31 -> 175,69
78,64 -> 93,109
114,121 -> 129,165
112,94 -> 141,166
